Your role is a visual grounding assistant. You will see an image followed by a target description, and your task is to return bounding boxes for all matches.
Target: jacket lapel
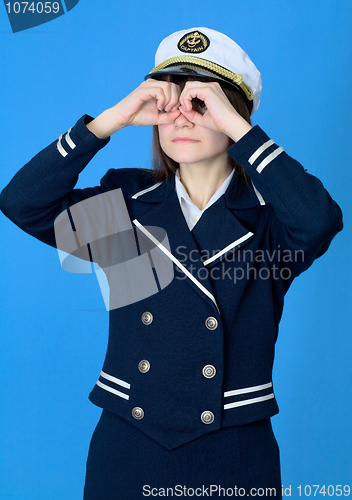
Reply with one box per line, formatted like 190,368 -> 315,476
191,195 -> 254,268
188,171 -> 262,268
129,171 -> 264,309
130,178 -> 219,312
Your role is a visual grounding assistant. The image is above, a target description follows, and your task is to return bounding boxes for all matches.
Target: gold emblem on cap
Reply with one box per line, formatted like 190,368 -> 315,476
178,31 -> 210,54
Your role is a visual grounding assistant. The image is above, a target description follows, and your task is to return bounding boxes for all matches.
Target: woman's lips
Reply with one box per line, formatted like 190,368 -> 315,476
172,137 -> 200,143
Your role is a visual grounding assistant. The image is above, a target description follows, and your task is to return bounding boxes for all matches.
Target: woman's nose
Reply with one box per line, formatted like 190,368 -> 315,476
174,112 -> 194,128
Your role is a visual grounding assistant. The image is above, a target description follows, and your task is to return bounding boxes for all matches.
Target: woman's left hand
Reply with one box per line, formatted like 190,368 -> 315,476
178,81 -> 252,142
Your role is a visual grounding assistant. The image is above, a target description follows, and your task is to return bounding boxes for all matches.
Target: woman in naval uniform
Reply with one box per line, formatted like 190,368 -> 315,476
0,27 -> 343,499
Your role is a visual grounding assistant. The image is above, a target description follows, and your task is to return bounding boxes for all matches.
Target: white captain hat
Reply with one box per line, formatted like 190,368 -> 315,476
145,27 -> 262,115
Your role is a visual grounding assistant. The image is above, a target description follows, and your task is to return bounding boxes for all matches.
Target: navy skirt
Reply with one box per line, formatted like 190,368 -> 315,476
83,410 -> 282,499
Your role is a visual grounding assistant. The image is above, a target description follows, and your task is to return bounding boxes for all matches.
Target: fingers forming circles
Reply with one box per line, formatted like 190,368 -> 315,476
180,80 -> 223,111
154,88 -> 167,112
120,79 -> 235,129
114,79 -> 183,127
112,78 -> 245,132
140,80 -> 181,111
165,83 -> 181,112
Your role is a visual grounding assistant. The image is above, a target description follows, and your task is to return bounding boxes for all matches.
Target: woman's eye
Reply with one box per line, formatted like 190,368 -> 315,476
192,98 -> 207,114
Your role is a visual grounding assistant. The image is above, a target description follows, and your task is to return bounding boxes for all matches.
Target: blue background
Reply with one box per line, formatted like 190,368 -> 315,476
0,1 -> 351,498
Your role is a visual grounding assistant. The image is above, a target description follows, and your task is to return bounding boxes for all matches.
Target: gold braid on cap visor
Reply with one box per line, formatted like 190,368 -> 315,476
149,56 -> 254,101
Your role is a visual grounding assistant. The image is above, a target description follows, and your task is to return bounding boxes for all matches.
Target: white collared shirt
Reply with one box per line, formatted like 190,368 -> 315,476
175,169 -> 235,231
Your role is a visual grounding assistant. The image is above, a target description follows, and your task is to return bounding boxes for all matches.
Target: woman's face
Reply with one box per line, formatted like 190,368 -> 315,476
158,98 -> 231,169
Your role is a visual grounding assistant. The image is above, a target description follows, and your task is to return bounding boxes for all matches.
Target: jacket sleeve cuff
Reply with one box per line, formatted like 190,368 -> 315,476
227,125 -> 282,174
60,114 -> 110,156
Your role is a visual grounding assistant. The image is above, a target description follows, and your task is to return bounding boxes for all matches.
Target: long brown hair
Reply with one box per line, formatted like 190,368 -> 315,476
151,74 -> 252,184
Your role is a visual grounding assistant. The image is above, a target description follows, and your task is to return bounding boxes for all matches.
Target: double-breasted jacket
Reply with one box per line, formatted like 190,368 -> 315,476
0,115 -> 343,449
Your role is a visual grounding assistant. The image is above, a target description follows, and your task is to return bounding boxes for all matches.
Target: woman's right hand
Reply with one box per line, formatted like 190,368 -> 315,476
86,80 -> 182,139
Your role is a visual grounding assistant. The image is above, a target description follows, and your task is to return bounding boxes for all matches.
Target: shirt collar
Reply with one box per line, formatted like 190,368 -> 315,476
175,168 -> 235,214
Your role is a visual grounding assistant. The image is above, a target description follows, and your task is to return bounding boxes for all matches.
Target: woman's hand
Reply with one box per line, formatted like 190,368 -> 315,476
86,79 -> 252,142
86,80 -> 182,139
178,81 -> 252,142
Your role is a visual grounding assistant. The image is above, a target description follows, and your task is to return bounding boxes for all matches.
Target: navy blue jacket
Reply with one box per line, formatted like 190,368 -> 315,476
0,115 -> 343,449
